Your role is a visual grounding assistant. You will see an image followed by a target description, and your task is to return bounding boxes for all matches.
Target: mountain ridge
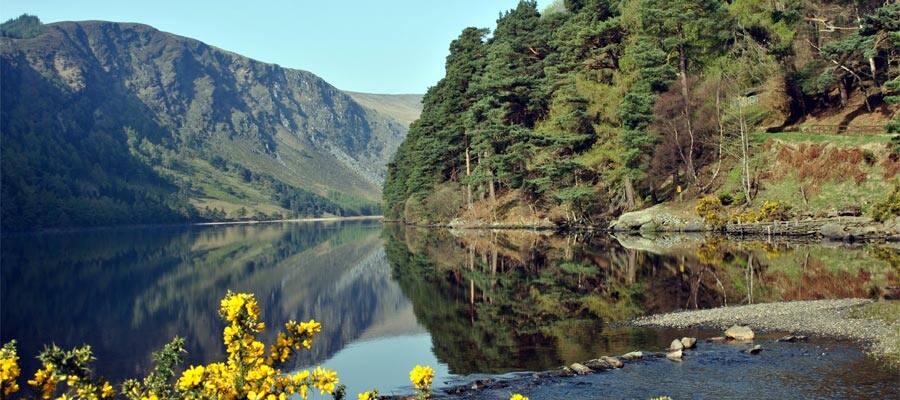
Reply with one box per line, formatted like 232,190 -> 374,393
0,17 -> 419,231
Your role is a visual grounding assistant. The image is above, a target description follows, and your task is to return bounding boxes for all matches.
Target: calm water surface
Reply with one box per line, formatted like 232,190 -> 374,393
2,221 -> 897,397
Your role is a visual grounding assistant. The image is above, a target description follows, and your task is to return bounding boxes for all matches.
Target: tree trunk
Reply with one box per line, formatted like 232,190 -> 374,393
677,40 -> 697,182
738,99 -> 753,204
465,145 -> 472,209
623,175 -> 636,210
485,151 -> 496,202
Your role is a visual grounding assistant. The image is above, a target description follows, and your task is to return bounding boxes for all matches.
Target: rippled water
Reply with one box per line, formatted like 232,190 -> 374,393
1,221 -> 897,397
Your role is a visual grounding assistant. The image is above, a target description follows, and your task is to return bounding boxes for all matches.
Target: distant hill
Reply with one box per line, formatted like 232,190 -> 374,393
0,17 -> 410,231
345,92 -> 423,127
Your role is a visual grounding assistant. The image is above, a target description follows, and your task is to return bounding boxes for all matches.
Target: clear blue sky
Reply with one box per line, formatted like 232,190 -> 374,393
0,1 -> 553,94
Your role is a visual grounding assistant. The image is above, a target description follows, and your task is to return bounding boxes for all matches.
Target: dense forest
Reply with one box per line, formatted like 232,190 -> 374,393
0,15 -> 408,232
384,0 -> 900,225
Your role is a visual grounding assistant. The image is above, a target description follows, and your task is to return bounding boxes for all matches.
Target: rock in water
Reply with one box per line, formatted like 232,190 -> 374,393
680,337 -> 697,349
583,359 -> 611,370
569,363 -> 593,375
725,325 -> 755,341
777,335 -> 808,342
600,356 -> 623,368
746,345 -> 763,355
666,349 -> 683,361
621,351 -> 643,360
669,339 -> 684,351
707,336 -> 726,342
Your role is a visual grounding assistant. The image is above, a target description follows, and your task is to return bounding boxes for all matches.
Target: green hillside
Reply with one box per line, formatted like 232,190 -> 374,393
0,16 -> 411,231
383,0 -> 900,225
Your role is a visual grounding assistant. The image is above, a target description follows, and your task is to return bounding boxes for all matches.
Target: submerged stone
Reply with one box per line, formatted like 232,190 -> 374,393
746,345 -> 763,355
666,349 -> 683,361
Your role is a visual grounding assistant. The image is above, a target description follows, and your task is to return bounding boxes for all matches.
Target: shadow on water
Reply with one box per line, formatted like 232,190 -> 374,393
2,222 -> 897,397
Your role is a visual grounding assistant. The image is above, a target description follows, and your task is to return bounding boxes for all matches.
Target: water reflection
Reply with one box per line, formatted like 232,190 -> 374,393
1,220 -> 411,383
383,226 -> 898,375
1,222 -> 896,395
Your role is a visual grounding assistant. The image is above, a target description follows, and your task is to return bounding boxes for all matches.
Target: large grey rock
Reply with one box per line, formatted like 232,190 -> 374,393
669,339 -> 684,351
820,223 -> 848,240
583,359 -> 612,370
600,356 -> 623,368
569,363 -> 593,375
680,337 -> 697,349
725,325 -> 755,341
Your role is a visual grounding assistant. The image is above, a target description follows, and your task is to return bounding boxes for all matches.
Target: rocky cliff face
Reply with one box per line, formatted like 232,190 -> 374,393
1,20 -> 414,229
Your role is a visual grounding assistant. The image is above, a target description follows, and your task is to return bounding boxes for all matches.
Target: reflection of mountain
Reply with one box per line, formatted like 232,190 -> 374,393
1,221 -> 417,383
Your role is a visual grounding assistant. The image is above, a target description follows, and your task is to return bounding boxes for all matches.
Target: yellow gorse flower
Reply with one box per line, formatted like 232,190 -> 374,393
510,394 -> 529,400
358,390 -> 379,400
409,365 -> 434,392
0,342 -> 21,396
13,292 -> 342,400
176,365 -> 205,390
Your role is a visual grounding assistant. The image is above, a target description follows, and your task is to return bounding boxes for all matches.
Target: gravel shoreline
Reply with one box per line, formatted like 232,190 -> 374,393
632,299 -> 899,364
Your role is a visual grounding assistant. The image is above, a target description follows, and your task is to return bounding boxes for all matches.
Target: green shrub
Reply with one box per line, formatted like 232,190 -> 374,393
872,183 -> 900,223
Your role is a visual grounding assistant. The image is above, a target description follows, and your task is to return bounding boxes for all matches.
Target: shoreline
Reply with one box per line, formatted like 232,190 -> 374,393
631,299 -> 900,367
382,298 -> 899,399
384,216 -> 900,242
1,215 -> 384,237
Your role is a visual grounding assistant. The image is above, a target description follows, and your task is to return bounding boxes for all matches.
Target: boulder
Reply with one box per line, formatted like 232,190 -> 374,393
583,359 -> 611,370
680,337 -> 697,349
569,363 -> 593,375
819,223 -> 848,240
746,345 -> 763,355
725,325 -> 755,341
621,351 -> 643,360
669,339 -> 684,351
600,356 -> 623,368
666,349 -> 683,361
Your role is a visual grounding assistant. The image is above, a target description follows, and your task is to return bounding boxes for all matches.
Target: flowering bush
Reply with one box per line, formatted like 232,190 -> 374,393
695,196 -> 726,228
1,341 -> 21,396
409,365 -> 434,399
0,292 -> 516,400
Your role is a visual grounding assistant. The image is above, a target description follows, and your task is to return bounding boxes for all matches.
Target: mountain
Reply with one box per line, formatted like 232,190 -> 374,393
0,16 -> 419,231
345,92 -> 423,127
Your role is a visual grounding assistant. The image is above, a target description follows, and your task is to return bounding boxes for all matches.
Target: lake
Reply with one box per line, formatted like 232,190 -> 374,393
2,220 -> 898,398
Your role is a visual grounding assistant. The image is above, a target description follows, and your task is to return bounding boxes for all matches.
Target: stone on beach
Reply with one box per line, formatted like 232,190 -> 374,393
569,363 -> 593,375
725,325 -> 755,341
600,356 -> 623,368
680,337 -> 697,349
